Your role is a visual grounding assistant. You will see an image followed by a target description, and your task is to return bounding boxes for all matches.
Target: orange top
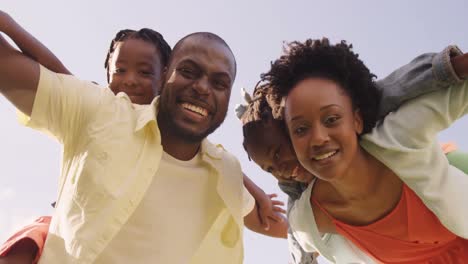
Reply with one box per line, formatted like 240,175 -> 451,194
313,185 -> 468,264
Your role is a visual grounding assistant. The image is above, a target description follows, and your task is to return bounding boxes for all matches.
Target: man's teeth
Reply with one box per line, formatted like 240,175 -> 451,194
313,151 -> 337,161
181,103 -> 208,117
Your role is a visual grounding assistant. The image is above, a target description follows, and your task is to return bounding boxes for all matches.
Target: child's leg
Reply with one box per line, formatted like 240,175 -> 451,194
0,216 -> 50,263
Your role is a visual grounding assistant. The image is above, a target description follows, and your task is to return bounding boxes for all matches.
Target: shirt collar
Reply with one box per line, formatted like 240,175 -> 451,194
200,139 -> 224,160
134,96 -> 160,133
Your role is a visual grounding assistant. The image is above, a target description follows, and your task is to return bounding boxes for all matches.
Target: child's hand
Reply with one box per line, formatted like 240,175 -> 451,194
257,193 -> 286,230
0,11 -> 13,33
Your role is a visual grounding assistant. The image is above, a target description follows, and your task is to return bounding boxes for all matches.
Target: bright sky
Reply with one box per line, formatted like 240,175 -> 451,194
1,1 -> 467,263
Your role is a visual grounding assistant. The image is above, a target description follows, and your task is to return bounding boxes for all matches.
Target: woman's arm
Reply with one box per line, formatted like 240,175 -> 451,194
0,10 -> 71,75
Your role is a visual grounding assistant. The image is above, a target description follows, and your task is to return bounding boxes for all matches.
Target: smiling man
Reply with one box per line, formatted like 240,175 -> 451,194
0,32 -> 284,264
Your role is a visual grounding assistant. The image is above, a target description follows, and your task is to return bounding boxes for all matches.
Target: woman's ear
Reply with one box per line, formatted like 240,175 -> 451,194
353,109 -> 364,135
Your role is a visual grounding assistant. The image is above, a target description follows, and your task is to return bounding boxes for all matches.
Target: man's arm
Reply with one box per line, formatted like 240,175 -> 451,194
0,10 -> 71,75
376,46 -> 467,118
0,33 -> 39,116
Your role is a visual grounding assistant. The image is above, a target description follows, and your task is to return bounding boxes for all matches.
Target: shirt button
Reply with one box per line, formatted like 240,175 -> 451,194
97,152 -> 108,160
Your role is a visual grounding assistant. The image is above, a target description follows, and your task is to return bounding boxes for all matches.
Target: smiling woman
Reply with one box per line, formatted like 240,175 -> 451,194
263,38 -> 468,263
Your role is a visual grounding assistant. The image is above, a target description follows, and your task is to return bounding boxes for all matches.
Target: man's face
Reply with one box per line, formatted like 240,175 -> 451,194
158,36 -> 236,142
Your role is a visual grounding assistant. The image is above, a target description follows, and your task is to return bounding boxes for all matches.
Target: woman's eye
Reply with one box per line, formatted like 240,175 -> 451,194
324,116 -> 340,125
293,126 -> 307,135
114,68 -> 125,74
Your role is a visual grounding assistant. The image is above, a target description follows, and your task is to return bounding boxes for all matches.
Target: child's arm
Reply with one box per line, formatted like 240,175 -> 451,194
244,203 -> 288,238
0,10 -> 71,75
376,46 -> 467,119
0,216 -> 51,264
0,239 -> 37,264
243,174 -> 285,231
452,52 -> 468,79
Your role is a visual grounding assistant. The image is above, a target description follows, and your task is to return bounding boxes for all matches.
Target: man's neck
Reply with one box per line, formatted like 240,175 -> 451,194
157,118 -> 202,161
161,135 -> 201,161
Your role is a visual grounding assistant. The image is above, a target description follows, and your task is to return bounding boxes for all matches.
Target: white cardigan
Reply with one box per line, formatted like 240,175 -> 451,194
289,80 -> 468,263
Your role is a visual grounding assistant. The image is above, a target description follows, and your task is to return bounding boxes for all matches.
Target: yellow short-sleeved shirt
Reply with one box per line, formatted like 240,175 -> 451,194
24,66 -> 250,264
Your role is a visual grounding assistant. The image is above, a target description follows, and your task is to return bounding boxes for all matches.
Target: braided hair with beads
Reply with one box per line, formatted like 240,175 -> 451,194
104,28 -> 171,84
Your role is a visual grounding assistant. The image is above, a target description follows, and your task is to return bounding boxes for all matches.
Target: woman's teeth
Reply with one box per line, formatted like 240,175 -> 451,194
313,151 -> 337,161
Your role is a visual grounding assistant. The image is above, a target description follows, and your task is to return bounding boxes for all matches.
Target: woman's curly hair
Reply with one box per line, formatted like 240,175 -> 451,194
262,38 -> 381,134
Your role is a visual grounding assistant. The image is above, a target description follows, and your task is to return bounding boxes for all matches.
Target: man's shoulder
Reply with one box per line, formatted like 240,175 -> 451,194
202,139 -> 239,163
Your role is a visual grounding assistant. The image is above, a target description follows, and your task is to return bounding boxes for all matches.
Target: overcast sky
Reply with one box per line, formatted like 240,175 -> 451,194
1,1 -> 467,263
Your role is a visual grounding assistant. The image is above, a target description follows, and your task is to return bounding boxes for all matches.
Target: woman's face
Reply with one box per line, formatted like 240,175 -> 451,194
244,118 -> 315,183
284,77 -> 363,181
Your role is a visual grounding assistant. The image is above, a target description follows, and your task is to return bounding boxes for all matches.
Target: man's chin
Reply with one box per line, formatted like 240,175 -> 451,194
171,124 -> 210,143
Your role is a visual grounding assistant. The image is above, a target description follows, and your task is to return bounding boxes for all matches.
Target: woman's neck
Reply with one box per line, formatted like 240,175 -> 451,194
318,147 -> 389,204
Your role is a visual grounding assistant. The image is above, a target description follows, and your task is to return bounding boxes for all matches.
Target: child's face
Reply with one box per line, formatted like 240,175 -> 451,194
108,38 -> 163,104
244,118 -> 315,183
284,77 -> 363,181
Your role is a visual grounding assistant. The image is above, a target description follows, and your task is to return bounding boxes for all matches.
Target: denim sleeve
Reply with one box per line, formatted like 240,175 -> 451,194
376,46 -> 463,119
287,197 -> 318,264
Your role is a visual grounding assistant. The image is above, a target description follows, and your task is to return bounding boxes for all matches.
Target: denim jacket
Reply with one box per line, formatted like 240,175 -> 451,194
280,45 -> 463,264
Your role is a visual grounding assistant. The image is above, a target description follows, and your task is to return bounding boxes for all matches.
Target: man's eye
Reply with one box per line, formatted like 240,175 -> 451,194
179,68 -> 195,78
114,68 -> 125,74
213,79 -> 229,90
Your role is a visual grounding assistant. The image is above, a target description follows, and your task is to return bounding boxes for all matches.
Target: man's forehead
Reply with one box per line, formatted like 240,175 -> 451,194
172,36 -> 236,76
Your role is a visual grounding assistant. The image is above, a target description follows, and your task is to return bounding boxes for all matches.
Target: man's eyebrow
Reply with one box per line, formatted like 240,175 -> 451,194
178,59 -> 198,67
